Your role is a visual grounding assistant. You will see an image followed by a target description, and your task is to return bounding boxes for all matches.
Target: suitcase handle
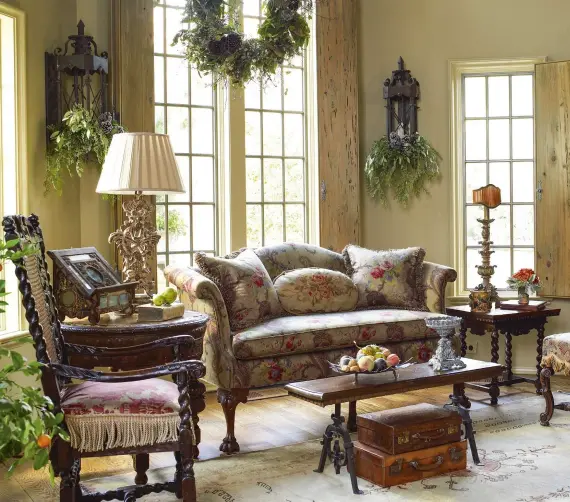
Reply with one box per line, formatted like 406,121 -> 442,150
408,455 -> 444,472
411,428 -> 446,442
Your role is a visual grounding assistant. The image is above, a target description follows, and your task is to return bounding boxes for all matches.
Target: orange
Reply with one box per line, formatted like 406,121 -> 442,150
37,434 -> 51,449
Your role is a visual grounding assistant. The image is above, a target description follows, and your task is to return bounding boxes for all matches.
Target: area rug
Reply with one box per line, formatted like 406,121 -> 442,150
6,396 -> 570,501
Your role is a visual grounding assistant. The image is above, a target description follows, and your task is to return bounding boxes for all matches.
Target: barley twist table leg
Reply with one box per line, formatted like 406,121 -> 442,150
489,329 -> 500,405
535,323 -> 546,394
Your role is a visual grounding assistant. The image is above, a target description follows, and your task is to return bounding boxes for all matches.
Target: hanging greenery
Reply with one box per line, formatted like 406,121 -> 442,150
174,0 -> 312,87
45,105 -> 125,195
365,133 -> 442,207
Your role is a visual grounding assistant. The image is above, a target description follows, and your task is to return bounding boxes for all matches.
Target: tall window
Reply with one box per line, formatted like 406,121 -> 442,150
451,60 -> 541,294
0,5 -> 26,339
154,0 -> 218,289
153,0 -> 314,282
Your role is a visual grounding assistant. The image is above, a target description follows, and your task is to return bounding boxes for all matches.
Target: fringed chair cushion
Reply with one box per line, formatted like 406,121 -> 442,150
61,378 -> 190,453
542,333 -> 570,376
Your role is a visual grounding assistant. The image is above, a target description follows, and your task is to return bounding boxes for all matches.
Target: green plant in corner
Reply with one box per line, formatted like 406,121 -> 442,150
156,209 -> 188,240
365,133 -> 442,207
45,105 -> 125,195
0,239 -> 68,480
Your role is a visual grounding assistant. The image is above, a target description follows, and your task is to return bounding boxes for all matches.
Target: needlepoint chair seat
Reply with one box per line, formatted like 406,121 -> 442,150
540,333 -> 570,426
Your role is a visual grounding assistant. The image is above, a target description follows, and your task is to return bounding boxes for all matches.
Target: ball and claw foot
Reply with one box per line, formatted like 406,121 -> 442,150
220,435 -> 240,454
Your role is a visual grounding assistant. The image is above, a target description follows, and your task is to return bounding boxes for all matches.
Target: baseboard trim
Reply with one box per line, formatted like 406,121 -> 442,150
511,367 -> 537,375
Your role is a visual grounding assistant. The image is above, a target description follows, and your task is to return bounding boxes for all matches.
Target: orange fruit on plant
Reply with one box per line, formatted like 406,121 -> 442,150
37,434 -> 51,449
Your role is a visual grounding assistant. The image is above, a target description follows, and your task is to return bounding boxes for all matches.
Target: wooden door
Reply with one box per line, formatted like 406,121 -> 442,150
535,60 -> 570,297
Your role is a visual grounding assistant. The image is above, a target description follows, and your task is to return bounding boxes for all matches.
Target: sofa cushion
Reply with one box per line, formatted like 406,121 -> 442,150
195,249 -> 282,331
232,309 -> 442,360
274,268 -> 358,315
343,245 -> 428,311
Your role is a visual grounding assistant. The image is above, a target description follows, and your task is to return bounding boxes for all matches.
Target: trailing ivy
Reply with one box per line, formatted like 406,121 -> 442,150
174,0 -> 312,87
365,134 -> 441,207
45,105 -> 124,195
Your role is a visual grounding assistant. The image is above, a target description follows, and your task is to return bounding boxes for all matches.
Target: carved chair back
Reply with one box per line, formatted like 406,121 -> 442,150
2,215 -> 66,400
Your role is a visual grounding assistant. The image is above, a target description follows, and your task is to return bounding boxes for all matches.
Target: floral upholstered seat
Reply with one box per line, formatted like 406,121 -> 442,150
542,333 -> 570,376
61,378 -> 186,453
232,309 -> 441,360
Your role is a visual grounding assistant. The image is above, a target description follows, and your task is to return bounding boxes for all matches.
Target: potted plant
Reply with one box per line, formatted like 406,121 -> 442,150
0,238 -> 68,479
507,268 -> 542,305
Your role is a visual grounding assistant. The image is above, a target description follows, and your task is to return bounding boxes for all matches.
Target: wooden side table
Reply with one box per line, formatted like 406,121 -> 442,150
61,311 -> 209,460
446,305 -> 561,405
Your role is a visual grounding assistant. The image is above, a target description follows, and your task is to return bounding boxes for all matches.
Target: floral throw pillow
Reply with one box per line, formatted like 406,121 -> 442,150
274,268 -> 358,315
195,249 -> 282,331
342,245 -> 428,311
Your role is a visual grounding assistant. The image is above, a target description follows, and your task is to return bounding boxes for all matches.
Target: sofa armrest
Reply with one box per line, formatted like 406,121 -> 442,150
422,261 -> 458,314
164,265 -> 236,389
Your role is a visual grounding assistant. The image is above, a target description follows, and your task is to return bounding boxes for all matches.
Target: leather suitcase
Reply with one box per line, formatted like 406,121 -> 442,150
356,403 -> 462,455
354,439 -> 467,487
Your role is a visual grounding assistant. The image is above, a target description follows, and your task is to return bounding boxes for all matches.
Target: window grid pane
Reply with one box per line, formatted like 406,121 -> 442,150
244,2 -> 308,246
463,73 -> 535,290
154,3 -> 218,283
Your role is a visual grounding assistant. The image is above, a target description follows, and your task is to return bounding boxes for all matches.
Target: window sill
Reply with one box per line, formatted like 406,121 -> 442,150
0,330 -> 30,346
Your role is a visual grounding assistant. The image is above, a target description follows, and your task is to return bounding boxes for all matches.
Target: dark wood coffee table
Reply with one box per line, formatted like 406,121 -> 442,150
285,358 -> 503,494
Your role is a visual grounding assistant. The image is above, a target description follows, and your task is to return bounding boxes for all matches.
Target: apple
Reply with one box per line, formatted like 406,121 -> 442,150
386,354 -> 400,367
358,355 -> 375,372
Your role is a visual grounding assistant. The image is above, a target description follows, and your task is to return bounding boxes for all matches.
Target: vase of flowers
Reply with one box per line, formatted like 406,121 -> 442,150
507,268 -> 542,305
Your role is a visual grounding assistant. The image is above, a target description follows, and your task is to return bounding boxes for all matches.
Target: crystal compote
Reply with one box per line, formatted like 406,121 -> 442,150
425,316 -> 466,371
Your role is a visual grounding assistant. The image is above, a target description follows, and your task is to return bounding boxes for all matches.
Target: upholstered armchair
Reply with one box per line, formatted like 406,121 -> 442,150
3,214 -> 205,502
540,333 -> 570,425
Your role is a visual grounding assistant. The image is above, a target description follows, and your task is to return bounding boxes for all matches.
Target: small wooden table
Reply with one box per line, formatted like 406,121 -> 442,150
62,311 -> 209,458
446,305 -> 561,404
285,359 -> 503,494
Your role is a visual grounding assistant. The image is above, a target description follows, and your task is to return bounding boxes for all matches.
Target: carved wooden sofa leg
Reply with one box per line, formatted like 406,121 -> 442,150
540,367 -> 555,426
217,388 -> 249,454
134,453 -> 149,485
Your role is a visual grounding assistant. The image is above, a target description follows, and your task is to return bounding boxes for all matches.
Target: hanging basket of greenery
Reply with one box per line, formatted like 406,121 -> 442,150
365,133 -> 441,207
45,105 -> 125,195
174,0 -> 312,87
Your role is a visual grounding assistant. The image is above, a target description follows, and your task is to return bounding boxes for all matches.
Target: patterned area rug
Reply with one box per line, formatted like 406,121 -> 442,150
4,396 -> 570,501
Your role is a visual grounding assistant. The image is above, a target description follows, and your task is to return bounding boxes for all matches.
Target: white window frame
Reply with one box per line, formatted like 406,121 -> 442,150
0,3 -> 27,342
449,58 -> 545,297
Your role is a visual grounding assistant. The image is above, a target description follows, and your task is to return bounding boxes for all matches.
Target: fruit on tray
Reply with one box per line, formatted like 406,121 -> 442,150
339,343 -> 401,372
358,355 -> 375,372
386,353 -> 400,367
374,358 -> 388,371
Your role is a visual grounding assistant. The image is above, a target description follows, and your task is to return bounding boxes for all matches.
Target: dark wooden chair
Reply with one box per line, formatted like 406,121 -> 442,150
3,214 -> 206,502
540,332 -> 570,426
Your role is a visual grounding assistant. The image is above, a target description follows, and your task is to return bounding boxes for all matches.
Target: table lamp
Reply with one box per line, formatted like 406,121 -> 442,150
96,132 -> 185,297
472,183 -> 502,304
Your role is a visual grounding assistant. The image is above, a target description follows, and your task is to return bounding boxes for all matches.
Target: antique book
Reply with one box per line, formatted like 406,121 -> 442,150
354,439 -> 467,487
499,300 -> 547,311
356,403 -> 462,455
137,302 -> 185,322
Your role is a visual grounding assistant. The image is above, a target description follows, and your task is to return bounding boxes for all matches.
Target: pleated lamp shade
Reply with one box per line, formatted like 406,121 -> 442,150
96,133 -> 185,195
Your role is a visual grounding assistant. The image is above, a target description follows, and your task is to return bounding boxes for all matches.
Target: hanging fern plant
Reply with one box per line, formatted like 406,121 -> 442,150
45,105 -> 125,195
365,133 -> 441,207
174,0 -> 313,87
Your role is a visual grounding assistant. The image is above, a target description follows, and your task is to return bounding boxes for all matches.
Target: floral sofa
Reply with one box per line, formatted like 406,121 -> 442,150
165,243 -> 457,454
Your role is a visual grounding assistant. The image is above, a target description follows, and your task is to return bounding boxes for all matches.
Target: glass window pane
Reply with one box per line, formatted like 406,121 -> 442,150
512,75 -> 533,116
489,162 -> 510,203
154,7 -> 164,54
465,163 -> 486,203
512,162 -> 534,202
243,0 -> 260,16
262,76 -> 282,110
466,205 -> 484,246
284,69 -> 303,112
193,205 -> 215,250
246,158 -> 262,202
489,119 -> 510,160
247,204 -> 262,247
465,120 -> 486,161
263,159 -> 283,202
466,248 -> 481,289
191,68 -> 213,106
286,204 -> 305,242
243,17 -> 259,38
513,248 -> 535,273
245,111 -> 261,155
491,204 -> 511,246
157,254 -> 167,291
192,156 -> 214,203
155,106 -> 165,133
513,205 -> 534,245
155,56 -> 165,103
166,8 -> 184,55
264,205 -> 284,244
169,253 -> 192,267
156,205 -> 166,252
168,206 -> 190,251
167,57 -> 189,104
464,77 -> 486,118
167,106 -> 190,153
488,76 -> 510,117
285,159 -> 304,202
284,113 -> 304,156
512,118 -> 534,159
245,79 -> 261,109
493,248 -> 511,289
165,0 -> 186,6
263,112 -> 283,156
192,108 -> 213,154
169,156 -> 190,202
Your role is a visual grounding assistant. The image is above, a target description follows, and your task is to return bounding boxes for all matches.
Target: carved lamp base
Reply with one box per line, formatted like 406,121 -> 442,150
425,316 -> 467,372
